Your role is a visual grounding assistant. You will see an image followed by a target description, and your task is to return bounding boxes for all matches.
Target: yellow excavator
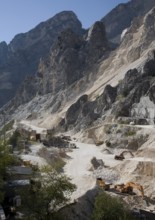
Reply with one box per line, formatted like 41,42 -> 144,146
115,182 -> 144,198
96,178 -> 111,190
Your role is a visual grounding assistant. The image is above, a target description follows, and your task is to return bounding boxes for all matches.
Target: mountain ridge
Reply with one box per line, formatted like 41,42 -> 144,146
2,4 -> 155,132
0,11 -> 83,107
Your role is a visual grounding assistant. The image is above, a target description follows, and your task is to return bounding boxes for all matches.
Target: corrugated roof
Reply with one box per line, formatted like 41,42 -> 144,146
7,166 -> 32,175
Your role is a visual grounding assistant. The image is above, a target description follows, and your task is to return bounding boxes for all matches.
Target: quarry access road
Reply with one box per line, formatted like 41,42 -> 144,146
64,142 -> 121,201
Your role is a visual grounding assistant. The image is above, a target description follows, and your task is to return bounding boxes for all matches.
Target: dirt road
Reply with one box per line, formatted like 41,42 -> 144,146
64,142 -> 120,200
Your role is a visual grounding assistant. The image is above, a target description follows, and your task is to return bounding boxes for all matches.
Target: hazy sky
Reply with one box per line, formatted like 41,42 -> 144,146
0,0 -> 128,43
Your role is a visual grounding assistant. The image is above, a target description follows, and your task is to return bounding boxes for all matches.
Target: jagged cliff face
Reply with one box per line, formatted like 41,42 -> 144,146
1,0 -> 155,108
102,0 -> 155,44
39,21 -> 110,95
5,20 -> 110,111
0,11 -> 83,107
61,62 -> 155,131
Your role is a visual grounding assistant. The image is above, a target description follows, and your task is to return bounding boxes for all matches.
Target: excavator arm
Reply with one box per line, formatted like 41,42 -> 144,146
114,182 -> 144,198
124,182 -> 144,198
114,151 -> 134,160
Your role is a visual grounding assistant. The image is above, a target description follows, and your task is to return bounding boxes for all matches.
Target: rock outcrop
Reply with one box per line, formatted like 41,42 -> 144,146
62,84 -> 117,131
118,7 -> 155,63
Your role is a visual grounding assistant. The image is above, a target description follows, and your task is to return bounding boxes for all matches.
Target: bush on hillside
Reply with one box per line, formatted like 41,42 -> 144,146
92,192 -> 134,220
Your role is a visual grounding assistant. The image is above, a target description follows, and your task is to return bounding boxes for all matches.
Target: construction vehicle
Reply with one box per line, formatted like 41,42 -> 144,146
114,154 -> 125,160
115,182 -> 144,198
96,178 -> 111,190
114,150 -> 134,160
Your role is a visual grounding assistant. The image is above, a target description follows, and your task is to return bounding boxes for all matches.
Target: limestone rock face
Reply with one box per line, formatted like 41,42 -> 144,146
65,95 -> 88,126
62,51 -> 155,131
41,29 -> 85,94
3,0 -> 155,110
0,11 -> 83,107
111,57 -> 155,119
1,19 -> 110,116
102,0 -> 155,44
111,6 -> 155,64
34,21 -> 110,95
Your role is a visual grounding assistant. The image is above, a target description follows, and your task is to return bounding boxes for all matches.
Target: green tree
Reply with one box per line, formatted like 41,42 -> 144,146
8,130 -> 21,147
22,166 -> 76,220
92,192 -> 133,220
0,142 -> 17,202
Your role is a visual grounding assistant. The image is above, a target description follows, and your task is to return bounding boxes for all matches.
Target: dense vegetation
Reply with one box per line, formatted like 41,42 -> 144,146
0,141 -> 17,202
21,166 -> 76,220
92,192 -> 134,220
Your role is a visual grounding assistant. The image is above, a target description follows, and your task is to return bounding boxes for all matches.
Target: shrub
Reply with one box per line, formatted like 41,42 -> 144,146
21,166 -> 76,220
8,130 -> 21,147
92,192 -> 133,220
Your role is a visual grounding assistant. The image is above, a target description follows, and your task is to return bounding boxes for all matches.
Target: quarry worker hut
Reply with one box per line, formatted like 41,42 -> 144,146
7,166 -> 32,180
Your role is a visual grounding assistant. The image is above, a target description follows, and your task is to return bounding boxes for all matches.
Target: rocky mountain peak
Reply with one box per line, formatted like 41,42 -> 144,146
0,11 -> 84,107
3,18 -> 111,113
53,28 -> 83,51
86,21 -> 109,52
87,21 -> 106,41
9,11 -> 82,51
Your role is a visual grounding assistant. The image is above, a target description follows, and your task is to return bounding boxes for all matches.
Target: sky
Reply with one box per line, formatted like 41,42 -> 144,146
0,0 -> 129,44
